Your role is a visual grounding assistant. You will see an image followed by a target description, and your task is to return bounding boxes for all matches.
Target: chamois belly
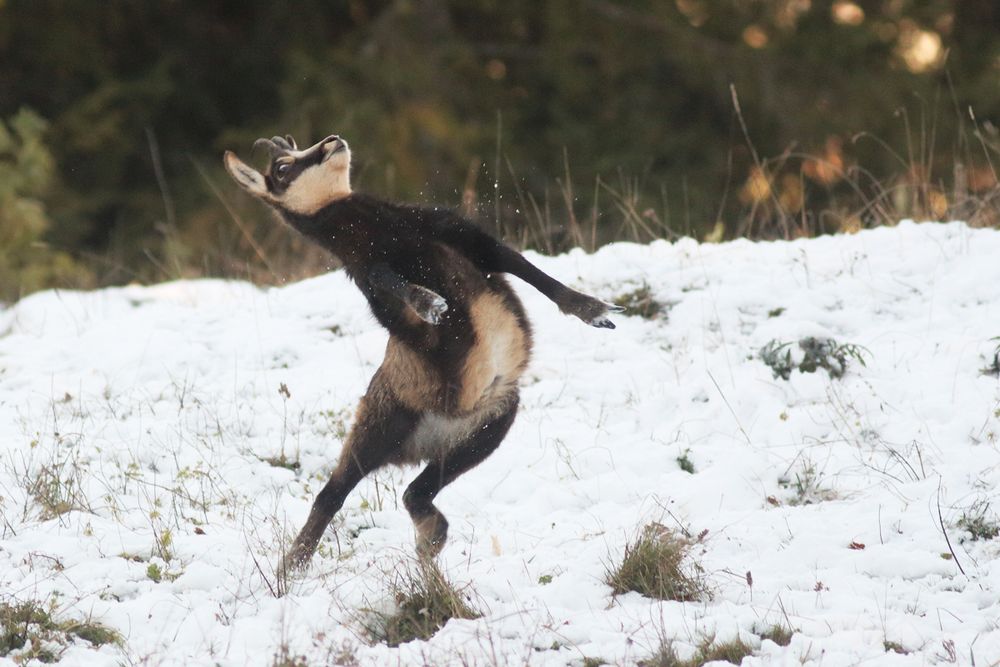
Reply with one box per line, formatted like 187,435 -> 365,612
387,289 -> 529,463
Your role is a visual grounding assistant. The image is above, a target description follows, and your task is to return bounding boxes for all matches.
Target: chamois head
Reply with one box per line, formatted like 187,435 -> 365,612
224,134 -> 352,214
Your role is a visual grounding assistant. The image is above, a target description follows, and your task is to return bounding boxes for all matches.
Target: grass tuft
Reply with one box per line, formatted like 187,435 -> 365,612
25,460 -> 90,521
760,337 -> 868,381
778,459 -> 837,506
367,559 -> 480,647
605,522 -> 710,602
613,283 -> 669,320
757,623 -> 794,647
261,453 -> 301,473
270,642 -> 309,667
638,641 -> 685,667
639,635 -> 755,667
700,637 -> 756,664
0,598 -> 121,663
883,640 -> 908,655
956,500 -> 1000,542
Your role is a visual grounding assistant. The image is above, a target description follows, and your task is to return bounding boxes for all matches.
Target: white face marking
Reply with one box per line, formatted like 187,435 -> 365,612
223,139 -> 353,215
278,148 -> 352,215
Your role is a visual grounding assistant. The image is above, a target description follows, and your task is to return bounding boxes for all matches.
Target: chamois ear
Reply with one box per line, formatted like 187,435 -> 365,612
223,151 -> 269,198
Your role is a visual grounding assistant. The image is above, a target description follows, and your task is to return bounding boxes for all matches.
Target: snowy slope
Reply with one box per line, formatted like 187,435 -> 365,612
1,221 -> 999,666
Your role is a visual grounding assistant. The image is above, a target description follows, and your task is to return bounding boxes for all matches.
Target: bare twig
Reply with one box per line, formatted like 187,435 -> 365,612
145,127 -> 176,230
707,371 -> 751,446
936,479 -> 965,576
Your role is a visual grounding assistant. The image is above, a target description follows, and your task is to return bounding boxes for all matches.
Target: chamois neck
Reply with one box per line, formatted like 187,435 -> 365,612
277,194 -> 405,272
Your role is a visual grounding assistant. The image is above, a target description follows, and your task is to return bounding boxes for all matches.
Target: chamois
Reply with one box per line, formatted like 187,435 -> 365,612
224,134 -> 620,568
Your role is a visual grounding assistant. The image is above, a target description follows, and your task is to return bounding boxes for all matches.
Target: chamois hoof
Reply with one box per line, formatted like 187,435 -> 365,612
408,285 -> 449,324
589,314 -> 618,329
279,538 -> 317,577
414,513 -> 449,559
561,291 -> 623,329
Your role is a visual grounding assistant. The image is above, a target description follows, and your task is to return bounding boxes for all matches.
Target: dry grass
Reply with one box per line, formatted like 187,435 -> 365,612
605,523 -> 710,602
366,559 -> 480,647
757,623 -> 794,647
21,454 -> 92,523
639,636 -> 755,667
269,643 -> 310,667
0,598 -> 121,663
613,283 -> 669,320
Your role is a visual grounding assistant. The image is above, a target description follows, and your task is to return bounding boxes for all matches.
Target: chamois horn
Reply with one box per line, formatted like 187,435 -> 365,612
253,137 -> 286,157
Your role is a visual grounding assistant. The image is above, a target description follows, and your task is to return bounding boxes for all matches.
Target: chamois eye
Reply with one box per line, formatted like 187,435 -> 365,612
275,163 -> 291,179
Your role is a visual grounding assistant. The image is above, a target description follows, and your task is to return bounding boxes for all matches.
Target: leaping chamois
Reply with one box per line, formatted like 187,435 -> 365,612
224,134 -> 620,568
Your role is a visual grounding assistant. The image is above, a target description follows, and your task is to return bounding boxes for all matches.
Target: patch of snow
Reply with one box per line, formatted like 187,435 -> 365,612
1,221 -> 999,665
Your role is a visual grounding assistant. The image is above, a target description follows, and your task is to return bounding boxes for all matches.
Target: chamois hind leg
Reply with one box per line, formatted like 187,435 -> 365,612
283,389 -> 418,570
403,401 -> 518,559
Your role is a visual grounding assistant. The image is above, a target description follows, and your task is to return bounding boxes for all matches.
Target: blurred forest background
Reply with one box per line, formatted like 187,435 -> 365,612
1,0 -> 998,301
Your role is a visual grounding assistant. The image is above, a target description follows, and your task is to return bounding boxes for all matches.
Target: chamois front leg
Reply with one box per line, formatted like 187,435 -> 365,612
553,289 -> 625,329
437,221 -> 623,328
368,263 -> 449,324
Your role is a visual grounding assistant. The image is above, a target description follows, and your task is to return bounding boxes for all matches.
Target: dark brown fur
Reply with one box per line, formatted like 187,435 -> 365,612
223,135 -> 619,568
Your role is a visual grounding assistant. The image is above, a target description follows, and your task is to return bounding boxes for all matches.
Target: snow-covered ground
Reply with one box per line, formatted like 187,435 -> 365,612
2,221 -> 1000,666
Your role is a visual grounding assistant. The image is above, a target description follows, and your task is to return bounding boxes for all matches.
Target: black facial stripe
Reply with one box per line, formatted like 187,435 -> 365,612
267,145 -> 328,194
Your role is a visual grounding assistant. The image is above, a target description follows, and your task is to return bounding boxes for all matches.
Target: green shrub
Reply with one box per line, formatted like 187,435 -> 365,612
0,108 -> 92,302
760,337 -> 868,380
676,450 -> 695,474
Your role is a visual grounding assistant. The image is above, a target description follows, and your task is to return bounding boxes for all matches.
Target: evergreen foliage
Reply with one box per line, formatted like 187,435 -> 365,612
0,1 -> 997,298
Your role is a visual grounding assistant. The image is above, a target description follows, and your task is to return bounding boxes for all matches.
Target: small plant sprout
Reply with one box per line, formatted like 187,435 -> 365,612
955,499 -> 1000,542
676,450 -> 695,474
777,458 -> 837,506
605,522 -> 710,602
981,337 -> 1000,377
760,337 -> 869,380
263,382 -> 301,472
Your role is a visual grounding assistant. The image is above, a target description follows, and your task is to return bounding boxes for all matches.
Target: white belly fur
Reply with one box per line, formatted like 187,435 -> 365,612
400,289 -> 528,463
405,411 -> 485,462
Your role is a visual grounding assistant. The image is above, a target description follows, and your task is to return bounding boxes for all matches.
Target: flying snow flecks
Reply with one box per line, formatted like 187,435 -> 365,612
1,221 -> 999,665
